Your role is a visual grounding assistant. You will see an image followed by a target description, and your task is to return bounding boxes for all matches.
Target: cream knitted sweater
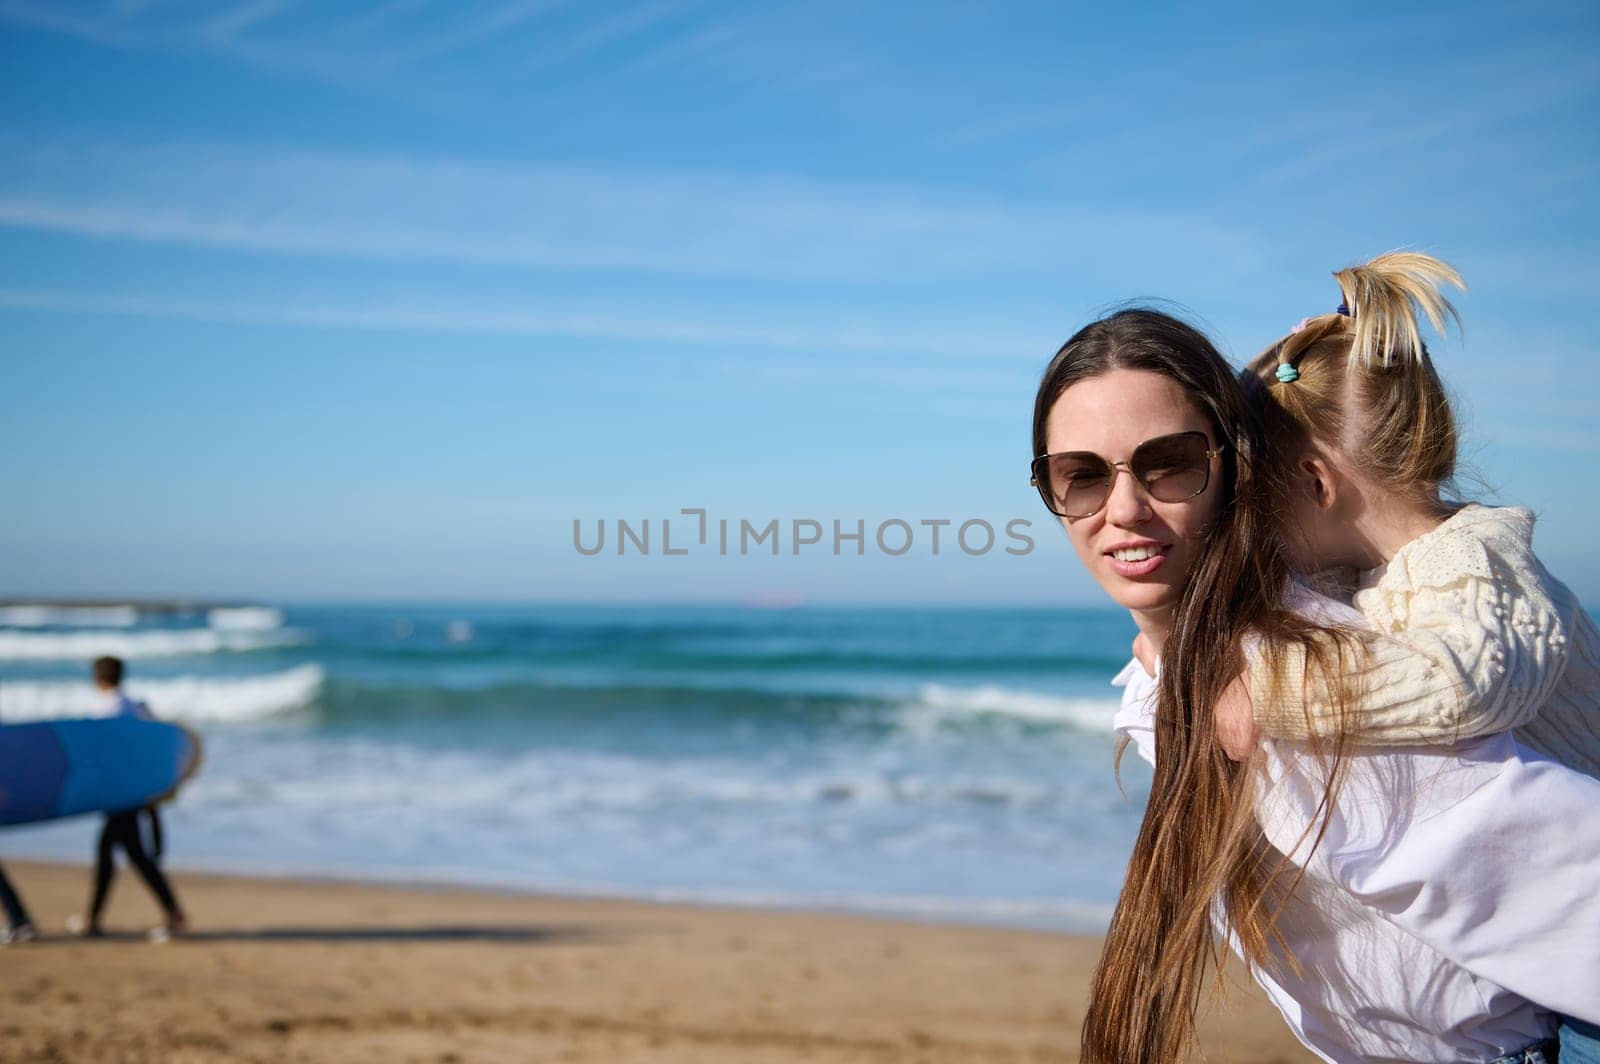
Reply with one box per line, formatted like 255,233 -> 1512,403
1249,504 -> 1600,778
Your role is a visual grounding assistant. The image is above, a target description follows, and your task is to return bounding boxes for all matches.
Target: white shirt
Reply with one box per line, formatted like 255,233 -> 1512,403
98,688 -> 153,721
1112,613 -> 1600,1062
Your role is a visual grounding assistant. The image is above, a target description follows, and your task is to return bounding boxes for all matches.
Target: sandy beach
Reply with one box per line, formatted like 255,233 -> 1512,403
0,861 -> 1314,1063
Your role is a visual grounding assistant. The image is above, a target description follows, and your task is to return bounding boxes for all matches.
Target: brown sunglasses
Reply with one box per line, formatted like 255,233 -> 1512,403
1030,431 -> 1225,519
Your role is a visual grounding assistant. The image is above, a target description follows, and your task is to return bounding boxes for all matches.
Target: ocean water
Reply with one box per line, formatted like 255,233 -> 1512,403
0,603 -> 1150,931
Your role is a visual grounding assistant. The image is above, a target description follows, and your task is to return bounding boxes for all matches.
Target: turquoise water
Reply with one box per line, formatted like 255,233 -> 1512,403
0,603 -> 1149,930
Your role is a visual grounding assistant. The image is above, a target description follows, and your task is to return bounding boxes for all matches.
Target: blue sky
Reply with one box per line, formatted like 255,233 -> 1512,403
1,1 -> 1596,603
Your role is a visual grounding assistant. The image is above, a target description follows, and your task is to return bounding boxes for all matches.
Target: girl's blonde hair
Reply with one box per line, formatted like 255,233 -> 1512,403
1245,251 -> 1466,491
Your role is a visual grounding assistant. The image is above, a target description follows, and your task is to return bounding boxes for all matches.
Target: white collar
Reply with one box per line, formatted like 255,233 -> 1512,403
1111,657 -> 1153,688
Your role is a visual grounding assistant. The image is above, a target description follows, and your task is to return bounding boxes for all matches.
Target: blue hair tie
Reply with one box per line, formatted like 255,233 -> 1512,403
1336,302 -> 1351,316
1276,362 -> 1300,383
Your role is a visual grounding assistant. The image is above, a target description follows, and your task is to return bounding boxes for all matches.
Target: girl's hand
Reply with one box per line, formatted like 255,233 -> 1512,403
1215,674 -> 1260,761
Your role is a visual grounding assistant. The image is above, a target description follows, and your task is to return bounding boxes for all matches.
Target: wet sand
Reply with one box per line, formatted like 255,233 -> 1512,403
0,861 -> 1313,1063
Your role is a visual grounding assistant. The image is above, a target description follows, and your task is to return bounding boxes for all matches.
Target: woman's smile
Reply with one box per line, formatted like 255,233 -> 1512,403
1104,539 -> 1170,577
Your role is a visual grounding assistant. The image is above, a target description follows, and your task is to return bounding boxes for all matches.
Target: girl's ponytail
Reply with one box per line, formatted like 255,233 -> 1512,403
1248,251 -> 1466,493
1333,251 -> 1464,373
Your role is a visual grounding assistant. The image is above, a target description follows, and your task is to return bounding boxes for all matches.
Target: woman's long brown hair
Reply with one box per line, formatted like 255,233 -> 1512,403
1032,309 -> 1353,1063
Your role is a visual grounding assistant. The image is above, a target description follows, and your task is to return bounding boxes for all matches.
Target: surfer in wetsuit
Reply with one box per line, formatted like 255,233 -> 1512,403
0,861 -> 38,944
74,656 -> 188,940
0,697 -> 41,944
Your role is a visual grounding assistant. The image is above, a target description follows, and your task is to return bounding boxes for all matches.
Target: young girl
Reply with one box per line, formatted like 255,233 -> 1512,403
1227,251 -> 1600,1062
1223,251 -> 1600,780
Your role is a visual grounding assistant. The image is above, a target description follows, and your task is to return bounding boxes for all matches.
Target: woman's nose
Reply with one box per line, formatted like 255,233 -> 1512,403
1104,467 -> 1153,526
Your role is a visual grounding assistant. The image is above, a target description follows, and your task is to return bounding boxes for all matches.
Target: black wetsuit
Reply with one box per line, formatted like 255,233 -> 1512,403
0,861 -> 33,929
89,807 -> 180,922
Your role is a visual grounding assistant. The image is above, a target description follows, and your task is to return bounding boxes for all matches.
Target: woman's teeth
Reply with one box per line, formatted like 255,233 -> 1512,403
1112,546 -> 1159,562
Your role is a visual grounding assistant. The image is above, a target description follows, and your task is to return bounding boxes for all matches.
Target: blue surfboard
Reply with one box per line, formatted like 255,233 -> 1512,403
0,718 -> 202,827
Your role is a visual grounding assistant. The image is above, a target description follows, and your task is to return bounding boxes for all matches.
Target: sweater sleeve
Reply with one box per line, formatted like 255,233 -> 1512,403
1249,527 -> 1574,743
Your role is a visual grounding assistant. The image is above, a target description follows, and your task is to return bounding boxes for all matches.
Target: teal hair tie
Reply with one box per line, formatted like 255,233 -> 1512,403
1275,362 -> 1300,383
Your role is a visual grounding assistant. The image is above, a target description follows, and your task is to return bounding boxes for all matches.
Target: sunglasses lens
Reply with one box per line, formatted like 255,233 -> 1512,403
1132,433 -> 1212,503
1033,433 -> 1215,518
1041,454 -> 1113,518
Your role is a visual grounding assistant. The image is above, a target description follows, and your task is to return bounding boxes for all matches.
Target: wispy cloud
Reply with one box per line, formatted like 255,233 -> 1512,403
0,137 -> 1260,286
368,0 -> 567,69
936,22 -> 1315,152
199,0 -> 297,41
0,1 -> 136,45
0,286 -> 1054,363
586,7 -> 758,85
1243,59 -> 1600,192
0,0 -> 386,85
984,25 -> 1598,222
110,0 -> 192,16
0,0 -> 585,88
533,0 -> 695,67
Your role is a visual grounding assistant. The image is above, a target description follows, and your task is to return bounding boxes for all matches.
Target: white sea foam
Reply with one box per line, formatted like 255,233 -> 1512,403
184,737 -> 1088,821
207,606 -> 285,631
0,604 -> 140,627
0,627 -> 307,660
905,683 -> 1120,732
0,665 -> 323,722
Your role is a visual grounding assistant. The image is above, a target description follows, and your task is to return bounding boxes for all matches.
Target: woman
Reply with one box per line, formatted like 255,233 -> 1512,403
1029,308 -> 1600,1063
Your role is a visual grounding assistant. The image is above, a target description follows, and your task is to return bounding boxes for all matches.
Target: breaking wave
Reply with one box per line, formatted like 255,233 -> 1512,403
0,665 -> 324,722
0,627 -> 308,661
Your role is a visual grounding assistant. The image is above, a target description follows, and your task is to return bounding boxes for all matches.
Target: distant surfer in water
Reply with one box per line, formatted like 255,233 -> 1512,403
73,656 -> 188,940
